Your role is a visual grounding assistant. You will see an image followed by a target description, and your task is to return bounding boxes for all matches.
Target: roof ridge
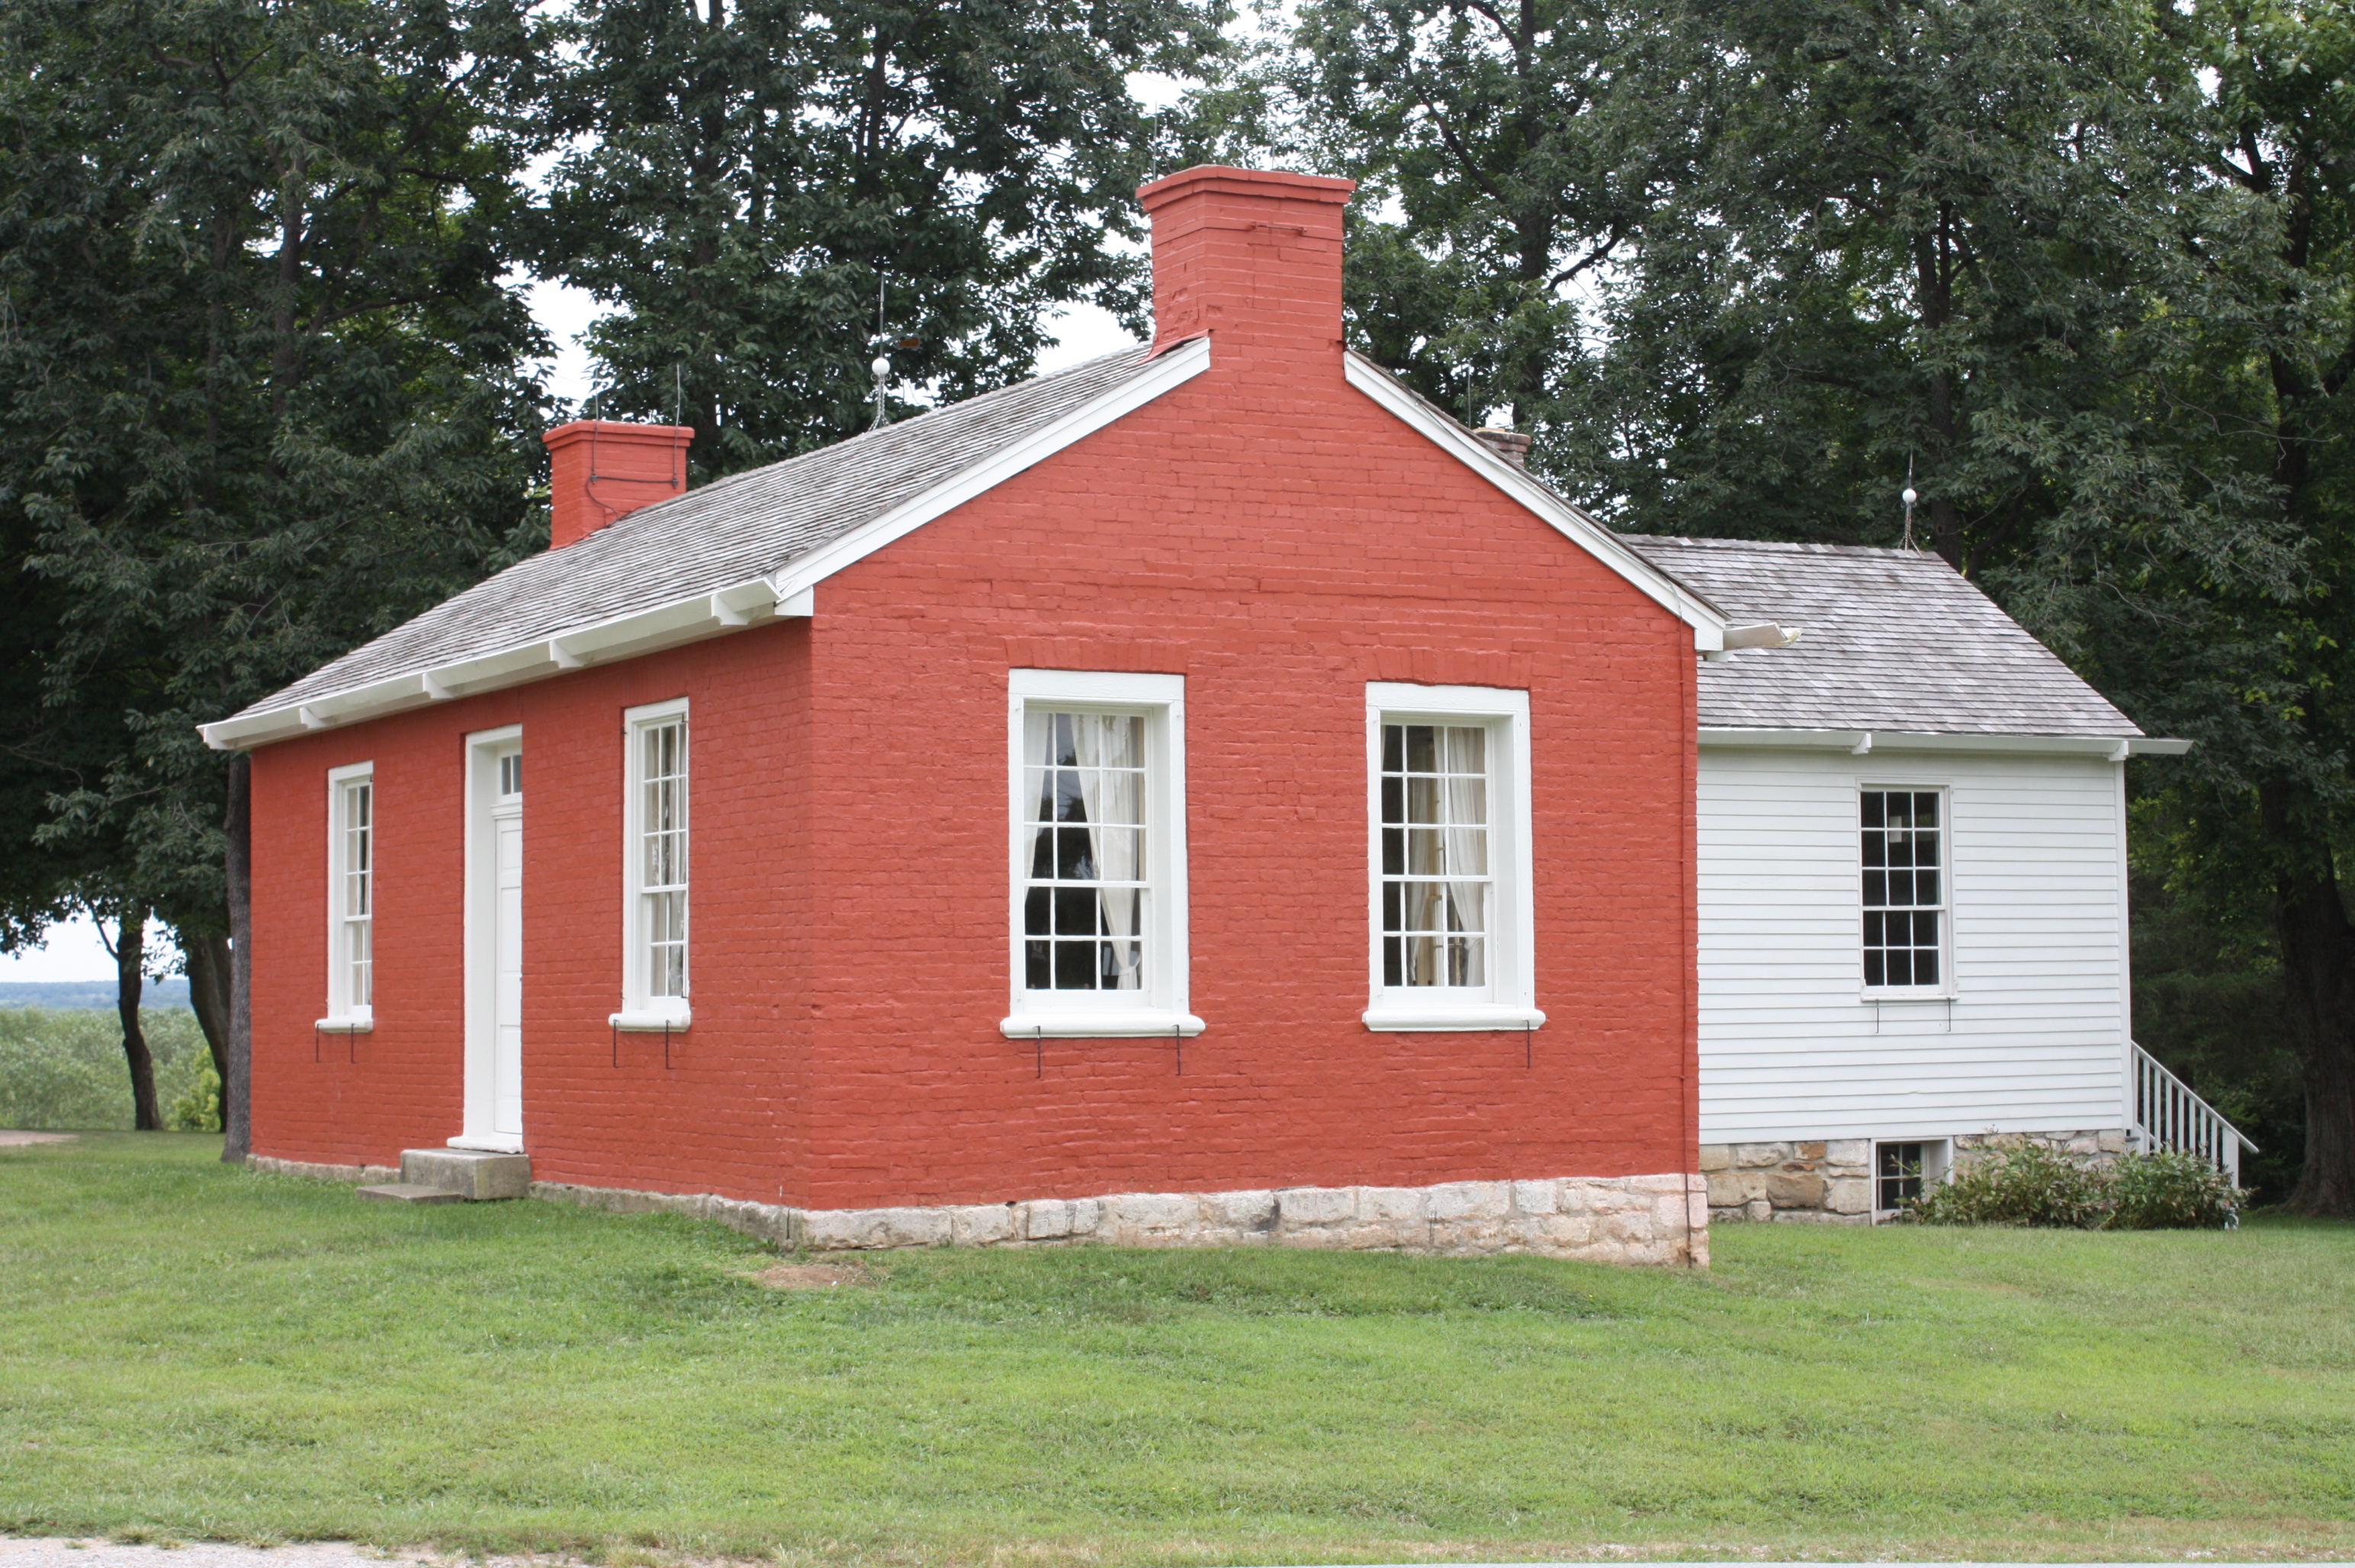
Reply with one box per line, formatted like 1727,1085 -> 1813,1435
1618,533 -> 1932,561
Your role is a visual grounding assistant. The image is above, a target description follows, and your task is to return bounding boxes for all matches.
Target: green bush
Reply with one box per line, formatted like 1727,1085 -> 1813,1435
2109,1147 -> 2242,1229
1908,1143 -> 2243,1229
0,1006 -> 215,1130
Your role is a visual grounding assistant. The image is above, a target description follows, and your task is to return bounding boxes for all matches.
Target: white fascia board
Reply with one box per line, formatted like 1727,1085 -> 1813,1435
1698,726 -> 2186,758
768,336 -> 1213,603
201,575 -> 779,750
1341,352 -> 1731,649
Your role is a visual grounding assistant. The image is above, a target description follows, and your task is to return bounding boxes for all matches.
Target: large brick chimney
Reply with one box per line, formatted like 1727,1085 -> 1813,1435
542,419 -> 695,548
1136,165 -> 1356,359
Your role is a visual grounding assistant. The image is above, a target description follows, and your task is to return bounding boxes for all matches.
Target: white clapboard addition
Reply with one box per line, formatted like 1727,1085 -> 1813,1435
1696,744 -> 2128,1142
1619,535 -> 2243,1198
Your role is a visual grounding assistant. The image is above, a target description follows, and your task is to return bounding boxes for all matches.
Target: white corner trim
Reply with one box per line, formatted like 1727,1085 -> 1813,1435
313,1015 -> 374,1034
1698,727 -> 2190,758
1341,352 -> 1730,648
1364,1004 -> 1547,1033
609,1010 -> 691,1032
1001,1011 -> 1206,1039
773,337 -> 1212,605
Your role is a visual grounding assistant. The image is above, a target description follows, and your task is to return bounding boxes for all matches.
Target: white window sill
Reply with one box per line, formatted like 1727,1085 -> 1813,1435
314,1015 -> 374,1033
448,1134 -> 523,1154
1364,1004 -> 1547,1033
1859,991 -> 1955,1003
609,1010 -> 691,1032
1001,1010 -> 1206,1039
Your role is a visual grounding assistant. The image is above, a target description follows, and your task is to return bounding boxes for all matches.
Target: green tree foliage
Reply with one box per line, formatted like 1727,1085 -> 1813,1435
542,0 -> 1231,477
0,0 -> 557,1120
1275,0 -> 2355,1211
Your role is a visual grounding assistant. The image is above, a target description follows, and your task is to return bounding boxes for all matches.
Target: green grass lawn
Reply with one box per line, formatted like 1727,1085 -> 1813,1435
2,1135 -> 2350,1563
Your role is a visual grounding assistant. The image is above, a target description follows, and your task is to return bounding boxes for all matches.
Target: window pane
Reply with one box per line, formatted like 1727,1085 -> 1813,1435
1379,717 -> 1497,990
1022,707 -> 1152,992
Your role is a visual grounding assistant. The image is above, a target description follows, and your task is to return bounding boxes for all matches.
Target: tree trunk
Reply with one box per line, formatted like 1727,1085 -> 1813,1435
182,925 -> 233,1131
2261,782 -> 2355,1215
223,752 -> 252,1162
115,902 -> 160,1130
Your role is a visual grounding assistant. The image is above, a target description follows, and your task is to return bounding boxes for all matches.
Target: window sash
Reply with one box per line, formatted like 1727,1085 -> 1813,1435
627,710 -> 689,1011
329,771 -> 372,1018
1861,789 -> 1945,988
1020,709 -> 1149,994
1378,721 -> 1494,991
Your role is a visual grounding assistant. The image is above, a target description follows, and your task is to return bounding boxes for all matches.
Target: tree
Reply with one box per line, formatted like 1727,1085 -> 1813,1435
2100,0 -> 2355,1214
541,0 -> 1230,477
0,0 -> 555,1142
1274,0 -> 1677,444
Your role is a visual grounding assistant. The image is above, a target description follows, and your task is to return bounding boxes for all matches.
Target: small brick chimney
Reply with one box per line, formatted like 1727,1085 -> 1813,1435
542,419 -> 695,548
1137,165 -> 1356,358
1473,429 -> 1531,469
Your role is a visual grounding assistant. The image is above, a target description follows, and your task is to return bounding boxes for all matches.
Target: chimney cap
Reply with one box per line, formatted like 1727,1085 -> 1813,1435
1137,164 -> 1356,214
544,418 -> 696,451
1473,428 -> 1533,469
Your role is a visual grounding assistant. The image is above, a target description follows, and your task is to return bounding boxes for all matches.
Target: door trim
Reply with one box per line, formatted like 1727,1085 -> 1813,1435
457,725 -> 523,1152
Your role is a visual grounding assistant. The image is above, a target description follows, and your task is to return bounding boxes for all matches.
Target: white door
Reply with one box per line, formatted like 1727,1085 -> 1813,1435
491,802 -> 524,1139
456,737 -> 525,1153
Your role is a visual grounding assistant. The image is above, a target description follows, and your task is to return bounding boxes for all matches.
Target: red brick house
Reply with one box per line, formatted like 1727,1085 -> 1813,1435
204,167 -> 1752,1264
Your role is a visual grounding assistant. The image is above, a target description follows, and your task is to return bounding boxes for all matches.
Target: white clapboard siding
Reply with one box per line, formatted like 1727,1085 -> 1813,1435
1697,744 -> 2128,1142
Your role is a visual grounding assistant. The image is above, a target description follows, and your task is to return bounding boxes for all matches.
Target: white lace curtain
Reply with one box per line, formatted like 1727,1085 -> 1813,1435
1026,711 -> 1144,989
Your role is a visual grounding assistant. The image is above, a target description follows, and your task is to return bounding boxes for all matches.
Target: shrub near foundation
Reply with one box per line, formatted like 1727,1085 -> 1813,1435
2109,1148 -> 2244,1229
1909,1144 -> 2242,1229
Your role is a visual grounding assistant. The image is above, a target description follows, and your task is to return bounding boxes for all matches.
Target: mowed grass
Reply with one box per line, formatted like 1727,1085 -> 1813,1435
2,1136 -> 2350,1563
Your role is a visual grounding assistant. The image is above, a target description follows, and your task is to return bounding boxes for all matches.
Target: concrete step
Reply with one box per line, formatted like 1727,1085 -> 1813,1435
398,1147 -> 531,1200
357,1182 -> 464,1205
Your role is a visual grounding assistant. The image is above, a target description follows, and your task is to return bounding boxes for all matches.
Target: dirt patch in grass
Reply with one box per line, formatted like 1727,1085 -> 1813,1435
748,1261 -> 869,1290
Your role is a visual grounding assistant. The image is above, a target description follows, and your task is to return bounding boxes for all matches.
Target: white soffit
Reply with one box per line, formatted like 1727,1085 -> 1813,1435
201,339 -> 1214,751
1341,352 -> 1733,649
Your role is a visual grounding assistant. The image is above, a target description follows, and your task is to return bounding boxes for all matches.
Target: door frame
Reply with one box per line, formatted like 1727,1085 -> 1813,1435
455,724 -> 523,1152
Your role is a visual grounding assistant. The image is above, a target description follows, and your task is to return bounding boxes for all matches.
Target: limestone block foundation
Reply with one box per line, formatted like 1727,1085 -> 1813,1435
250,1156 -> 1708,1266
532,1172 -> 1711,1267
1700,1129 -> 2131,1223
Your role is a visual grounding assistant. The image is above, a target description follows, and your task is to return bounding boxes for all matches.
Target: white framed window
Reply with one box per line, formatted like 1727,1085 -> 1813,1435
1364,683 -> 1542,1032
322,762 -> 374,1030
1862,787 -> 1949,993
613,699 -> 690,1030
1001,669 -> 1199,1039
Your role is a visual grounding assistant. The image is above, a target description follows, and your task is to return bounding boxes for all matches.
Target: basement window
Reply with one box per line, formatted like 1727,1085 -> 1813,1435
1001,669 -> 1197,1039
323,762 -> 374,1030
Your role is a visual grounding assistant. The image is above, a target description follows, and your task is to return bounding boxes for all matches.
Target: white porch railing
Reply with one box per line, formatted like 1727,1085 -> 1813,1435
2130,1040 -> 2257,1184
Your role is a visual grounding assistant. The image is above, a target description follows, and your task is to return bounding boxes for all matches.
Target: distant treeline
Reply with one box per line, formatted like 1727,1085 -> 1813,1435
0,978 -> 191,1012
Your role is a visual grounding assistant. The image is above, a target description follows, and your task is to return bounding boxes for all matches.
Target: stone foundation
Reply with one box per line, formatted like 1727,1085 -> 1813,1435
249,1153 -> 400,1184
249,1154 -> 1708,1265
532,1173 -> 1710,1266
1701,1129 -> 2132,1223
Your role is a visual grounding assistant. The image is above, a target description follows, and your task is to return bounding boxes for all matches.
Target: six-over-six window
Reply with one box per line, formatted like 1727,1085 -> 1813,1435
1862,789 -> 1945,988
328,682 -> 1952,1035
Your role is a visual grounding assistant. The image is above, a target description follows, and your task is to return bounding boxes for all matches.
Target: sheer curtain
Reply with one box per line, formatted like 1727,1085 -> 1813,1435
1440,726 -> 1488,987
1024,711 -> 1143,991
1074,715 -> 1142,989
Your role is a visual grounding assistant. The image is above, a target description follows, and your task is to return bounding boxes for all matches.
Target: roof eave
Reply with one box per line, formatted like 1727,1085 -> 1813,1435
199,341 -> 1213,753
1698,727 -> 2190,760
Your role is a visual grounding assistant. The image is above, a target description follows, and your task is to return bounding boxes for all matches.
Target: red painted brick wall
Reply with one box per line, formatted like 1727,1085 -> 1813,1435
246,167 -> 1698,1206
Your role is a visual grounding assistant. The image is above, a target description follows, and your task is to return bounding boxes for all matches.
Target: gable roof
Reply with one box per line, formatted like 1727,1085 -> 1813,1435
1620,535 -> 2148,743
204,343 -> 1205,748
204,338 -> 1737,750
